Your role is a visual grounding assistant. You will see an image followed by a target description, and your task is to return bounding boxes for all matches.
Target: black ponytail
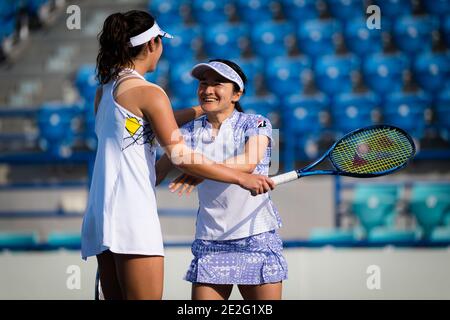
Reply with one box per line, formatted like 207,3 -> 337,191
209,59 -> 247,113
96,10 -> 158,84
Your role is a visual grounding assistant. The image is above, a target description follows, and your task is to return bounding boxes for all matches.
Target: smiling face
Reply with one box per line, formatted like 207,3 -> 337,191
197,69 -> 242,114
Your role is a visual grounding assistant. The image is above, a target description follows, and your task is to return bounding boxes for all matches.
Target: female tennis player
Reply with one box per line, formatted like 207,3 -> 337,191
80,11 -> 274,300
156,59 -> 287,300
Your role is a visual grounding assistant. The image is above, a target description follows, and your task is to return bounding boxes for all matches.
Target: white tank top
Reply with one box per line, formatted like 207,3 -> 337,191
81,69 -> 165,260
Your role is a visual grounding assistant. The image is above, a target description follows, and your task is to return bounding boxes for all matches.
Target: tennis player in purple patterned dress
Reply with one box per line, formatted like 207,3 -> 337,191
156,59 -> 287,300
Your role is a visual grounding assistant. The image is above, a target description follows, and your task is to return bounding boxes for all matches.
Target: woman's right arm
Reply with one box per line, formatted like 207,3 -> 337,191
139,86 -> 274,195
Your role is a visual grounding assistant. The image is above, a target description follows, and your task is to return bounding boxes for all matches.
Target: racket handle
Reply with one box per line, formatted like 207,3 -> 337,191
271,171 -> 299,185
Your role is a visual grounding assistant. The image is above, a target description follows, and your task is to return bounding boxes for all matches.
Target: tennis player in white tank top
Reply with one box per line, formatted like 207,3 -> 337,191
81,11 -> 275,300
156,59 -> 287,300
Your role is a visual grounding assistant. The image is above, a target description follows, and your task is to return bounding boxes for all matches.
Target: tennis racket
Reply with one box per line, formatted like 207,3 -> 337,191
272,125 -> 415,185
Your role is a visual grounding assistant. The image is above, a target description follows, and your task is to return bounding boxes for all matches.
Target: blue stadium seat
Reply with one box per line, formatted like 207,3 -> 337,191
331,92 -> 379,133
235,0 -> 274,24
325,0 -> 365,21
410,183 -> 450,239
192,0 -> 230,26
279,0 -> 319,23
37,103 -> 77,158
233,57 -> 264,96
240,94 -> 280,127
372,0 -> 412,19
264,56 -> 311,97
144,59 -> 170,87
362,53 -> 408,96
382,91 -> 431,138
250,21 -> 295,58
163,24 -> 201,61
283,93 -> 328,134
423,0 -> 450,18
203,23 -> 249,60
0,232 -> 39,250
297,19 -> 340,57
413,52 -> 450,95
343,18 -> 383,57
309,228 -> 357,244
436,85 -> 450,136
393,15 -> 438,55
282,93 -> 329,163
443,15 -> 450,47
75,64 -> 97,103
430,226 -> 450,243
314,54 -> 359,96
169,61 -> 199,100
26,0 -> 49,16
352,183 -> 402,233
0,0 -> 18,19
148,0 -> 188,26
0,16 -> 16,42
46,232 -> 81,249
367,227 -> 417,245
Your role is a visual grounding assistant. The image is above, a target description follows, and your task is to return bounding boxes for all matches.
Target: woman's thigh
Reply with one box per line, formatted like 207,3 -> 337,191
113,254 -> 164,300
238,282 -> 282,300
192,283 -> 233,300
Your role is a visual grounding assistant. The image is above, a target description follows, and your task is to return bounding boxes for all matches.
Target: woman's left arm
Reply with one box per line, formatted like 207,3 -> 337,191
173,105 -> 204,126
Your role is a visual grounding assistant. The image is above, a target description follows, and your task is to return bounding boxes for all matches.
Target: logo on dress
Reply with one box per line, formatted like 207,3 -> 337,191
257,120 -> 267,128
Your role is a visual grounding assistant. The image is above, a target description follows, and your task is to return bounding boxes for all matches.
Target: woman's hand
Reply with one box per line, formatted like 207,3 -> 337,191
238,172 -> 275,196
169,173 -> 204,196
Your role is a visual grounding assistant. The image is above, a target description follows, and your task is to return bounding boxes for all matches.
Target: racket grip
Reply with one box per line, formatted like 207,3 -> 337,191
271,171 -> 299,185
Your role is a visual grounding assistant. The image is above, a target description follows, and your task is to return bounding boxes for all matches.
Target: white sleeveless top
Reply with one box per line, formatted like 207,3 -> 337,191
81,69 -> 164,260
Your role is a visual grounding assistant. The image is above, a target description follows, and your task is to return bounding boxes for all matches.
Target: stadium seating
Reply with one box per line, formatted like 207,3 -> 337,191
362,53 -> 408,96
0,232 -> 38,250
314,54 -> 358,96
203,23 -> 249,60
233,57 -> 264,96
413,51 -> 450,95
169,61 -> 199,100
393,15 -> 438,55
148,0 -> 188,26
46,232 -> 81,250
422,0 -> 450,18
325,0 -> 365,21
279,0 -> 319,23
297,19 -> 340,57
37,103 -> 77,158
330,91 -> 378,133
163,24 -> 201,61
443,15 -> 450,47
250,20 -> 295,58
382,91 -> 432,138
343,17 -> 383,57
192,0 -> 231,26
435,85 -> 450,138
240,94 -> 280,127
308,227 -> 357,244
430,226 -> 450,243
235,0 -> 274,24
351,184 -> 402,234
410,183 -> 450,239
367,226 -> 417,244
75,64 -> 97,103
264,55 -> 311,97
372,0 -> 412,19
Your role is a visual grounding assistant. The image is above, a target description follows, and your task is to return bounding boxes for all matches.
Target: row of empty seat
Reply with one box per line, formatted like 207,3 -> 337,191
310,182 -> 450,244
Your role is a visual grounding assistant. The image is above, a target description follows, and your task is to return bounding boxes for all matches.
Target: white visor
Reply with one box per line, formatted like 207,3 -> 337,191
129,22 -> 173,47
191,61 -> 244,91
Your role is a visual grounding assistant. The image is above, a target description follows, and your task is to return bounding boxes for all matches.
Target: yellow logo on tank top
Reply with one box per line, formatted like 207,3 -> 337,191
125,117 -> 141,136
122,116 -> 156,151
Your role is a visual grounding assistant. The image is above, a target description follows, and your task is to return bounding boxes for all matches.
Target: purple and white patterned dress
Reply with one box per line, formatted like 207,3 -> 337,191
181,110 -> 287,285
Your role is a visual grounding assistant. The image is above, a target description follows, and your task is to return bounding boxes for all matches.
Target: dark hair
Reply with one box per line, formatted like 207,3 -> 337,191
209,59 -> 247,113
96,10 -> 160,84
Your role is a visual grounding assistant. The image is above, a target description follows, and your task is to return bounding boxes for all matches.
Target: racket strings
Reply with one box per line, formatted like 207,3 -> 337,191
330,127 -> 414,174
